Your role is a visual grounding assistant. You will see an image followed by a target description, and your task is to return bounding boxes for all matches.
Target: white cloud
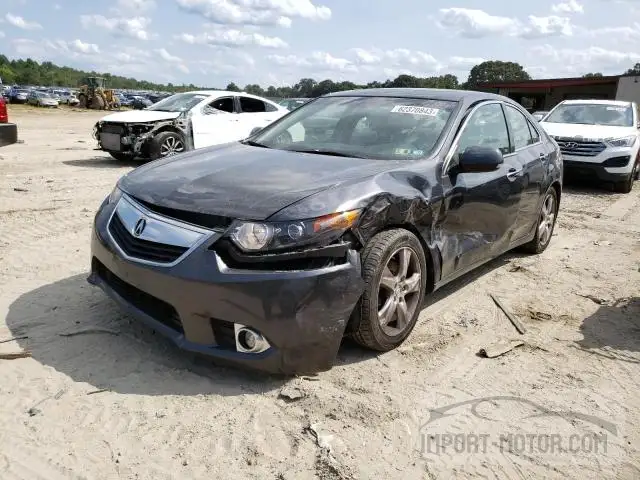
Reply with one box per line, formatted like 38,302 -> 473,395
551,0 -> 583,14
80,15 -> 151,40
54,4 -> 61,10
532,44 -> 640,74
10,38 -> 100,58
350,48 -> 439,69
114,0 -> 156,12
438,8 -> 519,38
520,15 -> 573,39
176,29 -> 287,48
5,13 -> 42,30
175,0 -> 330,27
447,56 -> 486,69
587,23 -> 640,41
267,51 -> 356,73
437,8 -> 573,39
0,31 -> 4,38
156,48 -> 189,73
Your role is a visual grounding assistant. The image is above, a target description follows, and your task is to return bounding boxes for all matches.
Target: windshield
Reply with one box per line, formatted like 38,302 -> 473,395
250,96 -> 458,160
146,93 -> 209,112
544,103 -> 633,127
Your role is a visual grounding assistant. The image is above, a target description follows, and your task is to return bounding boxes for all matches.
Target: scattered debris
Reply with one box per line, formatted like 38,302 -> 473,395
490,294 -> 527,334
527,310 -> 553,321
305,422 -> 335,452
508,264 -> 527,273
0,335 -> 28,344
479,340 -> 524,358
27,389 -> 66,416
59,328 -> 119,337
13,187 -> 29,192
300,376 -> 321,382
0,351 -> 31,360
87,388 -> 109,395
593,240 -> 612,246
575,293 -> 610,305
278,385 -> 306,402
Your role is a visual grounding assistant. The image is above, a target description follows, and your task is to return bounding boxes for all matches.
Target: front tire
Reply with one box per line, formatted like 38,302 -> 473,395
148,131 -> 186,160
352,229 -> 427,351
519,186 -> 558,254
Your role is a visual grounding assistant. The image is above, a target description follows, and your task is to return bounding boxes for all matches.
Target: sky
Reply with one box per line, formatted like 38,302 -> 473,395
1,0 -> 640,88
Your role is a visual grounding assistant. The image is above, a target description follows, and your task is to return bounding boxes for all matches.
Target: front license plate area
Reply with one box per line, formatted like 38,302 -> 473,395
101,133 -> 122,151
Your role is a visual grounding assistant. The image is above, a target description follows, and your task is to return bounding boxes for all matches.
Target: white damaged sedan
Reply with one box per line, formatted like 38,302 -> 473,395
93,90 -> 289,161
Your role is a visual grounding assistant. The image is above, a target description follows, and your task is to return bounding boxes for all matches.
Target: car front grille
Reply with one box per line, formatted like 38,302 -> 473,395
101,123 -> 125,134
554,137 -> 606,157
93,258 -> 183,333
108,213 -> 188,263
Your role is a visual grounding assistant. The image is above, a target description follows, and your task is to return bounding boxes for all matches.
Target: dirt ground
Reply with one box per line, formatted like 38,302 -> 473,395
0,105 -> 639,480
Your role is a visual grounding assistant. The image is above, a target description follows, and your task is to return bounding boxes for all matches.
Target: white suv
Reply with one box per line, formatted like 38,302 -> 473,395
539,99 -> 639,193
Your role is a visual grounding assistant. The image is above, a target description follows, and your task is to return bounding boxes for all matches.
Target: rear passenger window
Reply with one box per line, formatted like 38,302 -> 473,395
504,105 -> 533,151
239,96 -> 267,113
527,119 -> 540,144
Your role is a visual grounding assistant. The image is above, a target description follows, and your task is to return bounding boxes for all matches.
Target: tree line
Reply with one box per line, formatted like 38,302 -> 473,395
1,54 -> 640,97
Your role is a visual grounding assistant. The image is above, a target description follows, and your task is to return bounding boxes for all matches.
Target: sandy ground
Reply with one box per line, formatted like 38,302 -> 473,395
0,105 -> 639,480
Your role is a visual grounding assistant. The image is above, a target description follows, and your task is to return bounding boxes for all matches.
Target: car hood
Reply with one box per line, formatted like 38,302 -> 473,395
100,110 -> 181,123
540,122 -> 637,141
119,143 -> 401,221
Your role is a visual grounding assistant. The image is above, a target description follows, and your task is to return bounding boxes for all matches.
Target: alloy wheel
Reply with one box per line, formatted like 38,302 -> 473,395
160,136 -> 185,157
538,193 -> 556,247
377,246 -> 422,337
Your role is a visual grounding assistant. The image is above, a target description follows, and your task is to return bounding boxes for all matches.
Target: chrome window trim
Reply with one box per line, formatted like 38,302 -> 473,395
443,100 -> 543,174
106,193 -> 218,268
502,103 -> 543,152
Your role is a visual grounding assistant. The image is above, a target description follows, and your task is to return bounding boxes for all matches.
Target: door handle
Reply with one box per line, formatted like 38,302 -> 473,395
506,168 -> 523,179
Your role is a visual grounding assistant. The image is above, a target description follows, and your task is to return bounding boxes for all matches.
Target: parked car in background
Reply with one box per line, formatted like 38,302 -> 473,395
89,88 -> 562,374
0,96 -> 18,147
532,110 -> 549,121
539,99 -> 639,193
59,91 -> 80,105
278,98 -> 310,111
9,88 -> 30,104
27,91 -> 59,108
131,96 -> 153,110
93,91 -> 289,161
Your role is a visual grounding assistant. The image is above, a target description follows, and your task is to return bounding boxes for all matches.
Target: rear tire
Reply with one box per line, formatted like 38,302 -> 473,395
78,94 -> 87,108
352,229 -> 427,352
519,186 -> 558,254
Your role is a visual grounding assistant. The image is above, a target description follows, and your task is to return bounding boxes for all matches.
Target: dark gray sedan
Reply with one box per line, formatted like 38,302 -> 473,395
88,88 -> 562,374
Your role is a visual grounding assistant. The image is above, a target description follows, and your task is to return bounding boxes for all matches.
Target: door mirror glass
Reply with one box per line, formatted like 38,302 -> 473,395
459,146 -> 504,173
250,126 -> 262,136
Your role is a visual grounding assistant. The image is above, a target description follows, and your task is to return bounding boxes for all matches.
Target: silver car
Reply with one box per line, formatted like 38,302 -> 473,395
27,91 -> 59,108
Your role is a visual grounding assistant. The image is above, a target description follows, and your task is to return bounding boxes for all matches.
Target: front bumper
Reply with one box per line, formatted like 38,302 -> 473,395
560,143 -> 638,182
562,158 -> 631,183
87,196 -> 365,375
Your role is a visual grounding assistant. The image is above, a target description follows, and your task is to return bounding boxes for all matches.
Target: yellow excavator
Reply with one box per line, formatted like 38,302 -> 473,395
77,76 -> 119,110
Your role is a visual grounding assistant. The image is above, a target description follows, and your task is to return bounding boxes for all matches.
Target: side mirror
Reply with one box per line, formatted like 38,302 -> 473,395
459,146 -> 504,173
250,126 -> 262,136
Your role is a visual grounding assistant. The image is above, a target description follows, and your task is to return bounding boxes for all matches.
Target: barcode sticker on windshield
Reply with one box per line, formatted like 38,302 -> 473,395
391,105 -> 439,115
606,106 -> 626,111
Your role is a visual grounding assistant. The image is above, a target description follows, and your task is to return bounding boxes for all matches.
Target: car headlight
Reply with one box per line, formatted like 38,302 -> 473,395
606,136 -> 636,148
229,210 -> 361,252
107,186 -> 122,204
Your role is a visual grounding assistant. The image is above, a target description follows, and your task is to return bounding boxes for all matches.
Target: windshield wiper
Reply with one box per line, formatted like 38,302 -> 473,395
242,139 -> 270,148
286,148 -> 365,158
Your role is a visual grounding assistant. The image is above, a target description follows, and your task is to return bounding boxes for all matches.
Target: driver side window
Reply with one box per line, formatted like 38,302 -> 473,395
452,103 -> 510,167
204,96 -> 234,114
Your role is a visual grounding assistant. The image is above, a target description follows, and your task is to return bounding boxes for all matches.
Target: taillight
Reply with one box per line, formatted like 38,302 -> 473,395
0,97 -> 7,123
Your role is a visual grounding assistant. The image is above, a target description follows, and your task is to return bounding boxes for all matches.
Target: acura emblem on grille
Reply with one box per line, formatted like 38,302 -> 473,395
133,217 -> 147,237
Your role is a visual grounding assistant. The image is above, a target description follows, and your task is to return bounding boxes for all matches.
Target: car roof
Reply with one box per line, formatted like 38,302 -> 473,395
325,87 -> 508,103
182,90 -> 279,103
560,99 -> 631,106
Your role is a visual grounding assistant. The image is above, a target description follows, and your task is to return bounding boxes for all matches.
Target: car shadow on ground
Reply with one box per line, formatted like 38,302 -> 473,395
63,157 -> 142,169
574,296 -> 640,364
335,252 -> 516,366
5,274 -> 288,396
562,177 -> 623,196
